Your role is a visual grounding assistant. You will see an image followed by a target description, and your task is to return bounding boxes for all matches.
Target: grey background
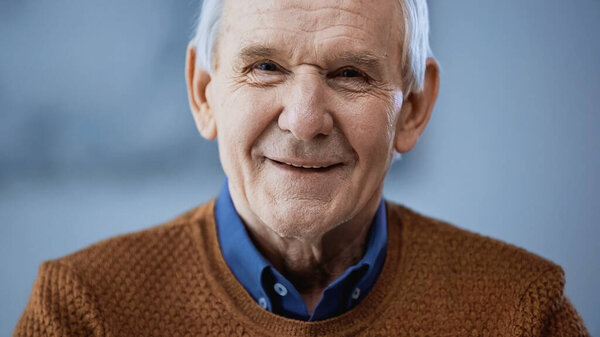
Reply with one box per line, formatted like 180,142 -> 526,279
1,0 -> 598,334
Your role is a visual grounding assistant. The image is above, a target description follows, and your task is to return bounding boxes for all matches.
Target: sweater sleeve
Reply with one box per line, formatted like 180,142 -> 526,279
13,261 -> 105,337
512,267 -> 590,337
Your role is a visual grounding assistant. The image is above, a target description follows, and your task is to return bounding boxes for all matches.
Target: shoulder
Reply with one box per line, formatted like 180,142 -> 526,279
385,200 -> 565,298
16,200 -> 218,335
47,199 -> 217,294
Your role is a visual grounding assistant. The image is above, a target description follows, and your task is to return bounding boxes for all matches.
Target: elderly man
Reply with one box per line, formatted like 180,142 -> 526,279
15,0 -> 590,336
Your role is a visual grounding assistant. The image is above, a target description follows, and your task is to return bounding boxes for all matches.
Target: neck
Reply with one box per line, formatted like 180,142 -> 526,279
240,196 -> 381,315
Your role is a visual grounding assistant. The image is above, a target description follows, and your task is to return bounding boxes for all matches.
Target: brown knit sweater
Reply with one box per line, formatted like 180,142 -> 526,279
14,200 -> 590,336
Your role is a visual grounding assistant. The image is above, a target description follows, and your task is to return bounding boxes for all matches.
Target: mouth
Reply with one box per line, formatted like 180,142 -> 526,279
267,157 -> 343,172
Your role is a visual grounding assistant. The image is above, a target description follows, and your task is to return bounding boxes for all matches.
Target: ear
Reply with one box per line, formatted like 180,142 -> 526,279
394,57 -> 440,153
185,44 -> 217,140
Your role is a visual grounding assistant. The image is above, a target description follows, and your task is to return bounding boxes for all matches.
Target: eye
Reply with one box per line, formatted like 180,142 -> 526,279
327,67 -> 373,92
340,69 -> 362,78
245,61 -> 287,86
256,62 -> 279,72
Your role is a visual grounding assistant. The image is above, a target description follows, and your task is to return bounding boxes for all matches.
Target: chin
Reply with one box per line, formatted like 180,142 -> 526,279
260,199 -> 342,239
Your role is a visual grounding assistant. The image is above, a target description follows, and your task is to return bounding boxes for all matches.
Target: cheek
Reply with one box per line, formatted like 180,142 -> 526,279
336,98 -> 397,165
213,84 -> 281,163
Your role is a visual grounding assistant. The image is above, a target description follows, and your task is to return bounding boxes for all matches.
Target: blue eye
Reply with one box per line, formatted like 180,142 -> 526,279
341,69 -> 361,78
257,62 -> 278,71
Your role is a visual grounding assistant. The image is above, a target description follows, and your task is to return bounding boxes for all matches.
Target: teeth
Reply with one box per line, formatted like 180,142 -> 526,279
283,162 -> 327,169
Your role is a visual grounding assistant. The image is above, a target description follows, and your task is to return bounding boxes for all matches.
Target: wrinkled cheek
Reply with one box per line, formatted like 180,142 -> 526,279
214,88 -> 281,178
352,114 -> 395,159
350,119 -> 396,190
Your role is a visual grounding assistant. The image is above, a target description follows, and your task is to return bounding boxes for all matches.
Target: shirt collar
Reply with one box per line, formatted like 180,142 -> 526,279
215,179 -> 271,304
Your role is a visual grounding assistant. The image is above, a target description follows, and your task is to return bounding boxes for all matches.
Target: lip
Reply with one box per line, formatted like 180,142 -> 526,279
265,156 -> 343,170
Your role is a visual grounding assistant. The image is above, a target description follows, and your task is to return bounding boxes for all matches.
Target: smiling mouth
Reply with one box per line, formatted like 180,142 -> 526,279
268,158 -> 343,171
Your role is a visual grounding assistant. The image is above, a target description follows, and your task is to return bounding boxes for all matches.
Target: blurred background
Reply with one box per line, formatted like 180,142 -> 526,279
1,0 -> 598,334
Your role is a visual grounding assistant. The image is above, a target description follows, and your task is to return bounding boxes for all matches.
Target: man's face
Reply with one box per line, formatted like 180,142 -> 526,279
207,0 -> 406,238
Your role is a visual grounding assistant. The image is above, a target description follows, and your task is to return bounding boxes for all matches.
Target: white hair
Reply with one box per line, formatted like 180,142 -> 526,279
191,0 -> 432,93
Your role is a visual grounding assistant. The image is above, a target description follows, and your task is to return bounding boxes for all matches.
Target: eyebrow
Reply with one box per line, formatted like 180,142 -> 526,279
237,45 -> 283,64
335,51 -> 384,75
235,43 -> 386,76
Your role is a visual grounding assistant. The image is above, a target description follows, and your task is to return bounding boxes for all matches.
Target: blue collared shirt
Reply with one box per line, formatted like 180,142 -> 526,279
215,179 -> 387,321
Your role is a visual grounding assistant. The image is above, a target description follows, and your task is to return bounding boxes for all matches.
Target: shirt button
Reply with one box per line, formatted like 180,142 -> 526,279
352,287 -> 361,300
273,282 -> 288,296
258,297 -> 268,309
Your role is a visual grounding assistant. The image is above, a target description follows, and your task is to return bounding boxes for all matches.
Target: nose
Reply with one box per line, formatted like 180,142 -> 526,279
277,74 -> 333,141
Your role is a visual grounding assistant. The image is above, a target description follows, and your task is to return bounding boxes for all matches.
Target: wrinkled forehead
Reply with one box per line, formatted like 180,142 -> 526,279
218,0 -> 404,65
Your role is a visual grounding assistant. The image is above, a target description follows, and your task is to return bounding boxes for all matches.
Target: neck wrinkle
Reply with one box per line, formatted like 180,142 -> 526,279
242,199 -> 376,295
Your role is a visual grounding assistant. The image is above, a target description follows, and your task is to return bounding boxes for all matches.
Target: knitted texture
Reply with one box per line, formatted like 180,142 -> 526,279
14,200 -> 590,336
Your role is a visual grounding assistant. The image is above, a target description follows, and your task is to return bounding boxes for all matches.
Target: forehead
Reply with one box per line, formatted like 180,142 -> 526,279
219,0 -> 403,64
